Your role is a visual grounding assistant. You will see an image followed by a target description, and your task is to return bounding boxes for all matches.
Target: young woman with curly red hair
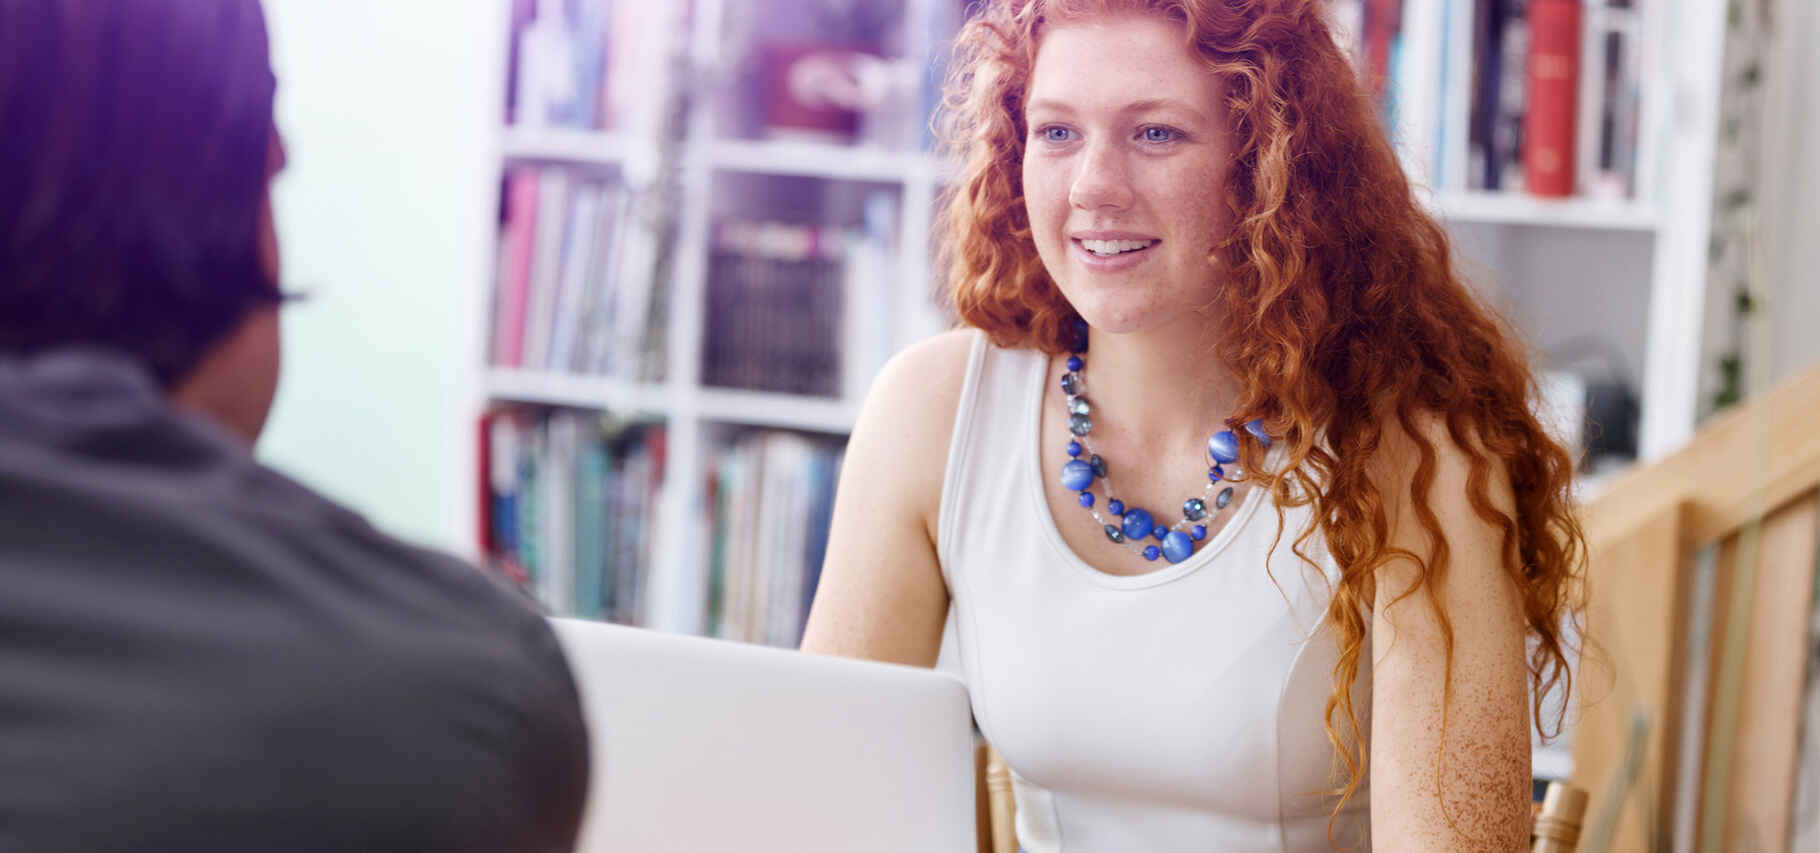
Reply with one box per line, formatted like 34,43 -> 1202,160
803,1 -> 1585,849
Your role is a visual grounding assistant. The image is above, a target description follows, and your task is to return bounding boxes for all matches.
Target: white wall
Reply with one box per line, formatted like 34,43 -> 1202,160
1760,0 -> 1820,389
258,0 -> 504,555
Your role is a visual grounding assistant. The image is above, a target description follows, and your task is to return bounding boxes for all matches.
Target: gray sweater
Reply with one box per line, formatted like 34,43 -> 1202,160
0,349 -> 588,852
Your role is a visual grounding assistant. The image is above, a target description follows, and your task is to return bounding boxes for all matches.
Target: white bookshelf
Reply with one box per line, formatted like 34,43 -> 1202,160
704,138 -> 944,184
500,126 -> 632,167
1429,191 -> 1658,232
1387,0 -> 1727,467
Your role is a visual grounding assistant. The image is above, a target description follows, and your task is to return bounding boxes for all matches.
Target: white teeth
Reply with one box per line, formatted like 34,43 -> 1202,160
1080,239 -> 1154,256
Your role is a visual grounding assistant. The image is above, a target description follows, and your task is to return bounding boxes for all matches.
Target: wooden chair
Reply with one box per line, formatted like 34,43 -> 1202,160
1570,365 -> 1820,852
973,743 -> 1589,852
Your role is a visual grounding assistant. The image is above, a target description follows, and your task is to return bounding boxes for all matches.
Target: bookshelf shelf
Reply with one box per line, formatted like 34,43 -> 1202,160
697,387 -> 859,434
501,126 -> 631,166
483,368 -> 667,416
704,138 -> 942,184
1428,191 -> 1659,232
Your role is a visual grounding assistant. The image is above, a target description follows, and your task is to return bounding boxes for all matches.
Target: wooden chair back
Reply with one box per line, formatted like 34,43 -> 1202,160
1571,365 -> 1820,852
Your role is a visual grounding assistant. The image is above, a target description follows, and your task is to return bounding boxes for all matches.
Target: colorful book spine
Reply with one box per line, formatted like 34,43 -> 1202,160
1524,0 -> 1582,197
493,168 -> 540,367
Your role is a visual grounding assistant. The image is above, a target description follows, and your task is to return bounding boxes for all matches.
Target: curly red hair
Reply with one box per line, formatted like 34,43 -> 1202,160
934,0 -> 1586,835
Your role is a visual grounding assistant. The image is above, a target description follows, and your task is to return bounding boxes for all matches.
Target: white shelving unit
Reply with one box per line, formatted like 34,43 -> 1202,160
473,3 -> 1729,780
1390,0 -> 1727,464
479,0 -> 954,638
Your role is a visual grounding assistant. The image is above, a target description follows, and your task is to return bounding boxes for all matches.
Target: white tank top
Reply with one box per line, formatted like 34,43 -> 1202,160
937,332 -> 1372,852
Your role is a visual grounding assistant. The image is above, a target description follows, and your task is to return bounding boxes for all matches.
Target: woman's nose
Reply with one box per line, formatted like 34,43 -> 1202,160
1067,140 -> 1133,212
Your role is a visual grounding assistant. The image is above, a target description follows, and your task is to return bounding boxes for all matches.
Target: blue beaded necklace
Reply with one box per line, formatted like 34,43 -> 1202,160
1056,322 -> 1269,565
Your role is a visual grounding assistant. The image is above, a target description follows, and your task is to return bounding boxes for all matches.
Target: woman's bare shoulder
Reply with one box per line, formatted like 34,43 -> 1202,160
849,328 -> 979,520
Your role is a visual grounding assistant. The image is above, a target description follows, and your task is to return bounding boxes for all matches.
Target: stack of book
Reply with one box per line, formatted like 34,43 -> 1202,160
506,0 -> 663,131
489,166 -> 661,379
701,219 -> 867,398
705,431 -> 846,648
1326,0 -> 1643,199
480,408 -> 666,624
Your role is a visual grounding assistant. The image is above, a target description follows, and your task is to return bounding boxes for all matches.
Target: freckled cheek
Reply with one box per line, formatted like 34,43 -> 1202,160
1021,164 -> 1072,251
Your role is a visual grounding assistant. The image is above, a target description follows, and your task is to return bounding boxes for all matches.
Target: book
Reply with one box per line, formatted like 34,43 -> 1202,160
703,220 -> 847,397
523,169 -> 572,371
705,430 -> 846,646
573,428 -> 610,620
492,168 -> 541,367
1524,0 -> 1581,197
547,183 -> 604,371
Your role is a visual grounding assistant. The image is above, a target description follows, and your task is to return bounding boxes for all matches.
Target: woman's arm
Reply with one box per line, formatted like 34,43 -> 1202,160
1369,417 -> 1534,852
798,330 -> 973,667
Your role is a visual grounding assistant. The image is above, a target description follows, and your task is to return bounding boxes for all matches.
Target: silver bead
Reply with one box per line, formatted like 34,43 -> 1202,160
1069,412 -> 1092,436
1215,487 -> 1234,510
1068,396 -> 1090,416
1183,497 -> 1207,521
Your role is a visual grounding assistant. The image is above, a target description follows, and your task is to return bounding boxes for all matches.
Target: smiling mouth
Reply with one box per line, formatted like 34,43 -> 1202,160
1074,238 -> 1157,258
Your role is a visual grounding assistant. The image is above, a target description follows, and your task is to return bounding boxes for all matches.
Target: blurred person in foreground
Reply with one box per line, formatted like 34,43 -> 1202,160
0,1 -> 587,850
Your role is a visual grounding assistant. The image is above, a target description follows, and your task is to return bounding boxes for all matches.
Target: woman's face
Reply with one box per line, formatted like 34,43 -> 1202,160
1021,13 -> 1234,336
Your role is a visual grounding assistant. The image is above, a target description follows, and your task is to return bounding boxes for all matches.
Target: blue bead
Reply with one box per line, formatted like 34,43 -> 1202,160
1067,441 -> 1082,457
1143,545 -> 1160,561
1068,412 -> 1092,436
1246,418 -> 1272,448
1208,429 -> 1240,464
1107,499 -> 1125,516
1191,524 -> 1207,540
1060,372 -> 1083,396
1216,486 -> 1235,509
1151,525 -> 1167,540
1088,454 -> 1107,478
1161,530 -> 1194,564
1120,507 -> 1154,541
1060,459 -> 1095,491
1183,497 -> 1207,521
1066,356 -> 1083,372
1104,524 -> 1125,543
1071,318 -> 1090,353
1078,491 -> 1094,508
1209,464 -> 1225,482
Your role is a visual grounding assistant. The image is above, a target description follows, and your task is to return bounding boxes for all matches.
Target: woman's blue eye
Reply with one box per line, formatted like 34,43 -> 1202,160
1040,126 -> 1073,143
1142,126 -> 1178,143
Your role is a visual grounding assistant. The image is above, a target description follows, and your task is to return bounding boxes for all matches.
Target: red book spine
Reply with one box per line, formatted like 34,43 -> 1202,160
1524,0 -> 1582,197
476,408 -> 496,559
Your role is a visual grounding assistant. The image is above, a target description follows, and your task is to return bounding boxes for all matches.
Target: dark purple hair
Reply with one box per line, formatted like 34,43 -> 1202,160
0,0 -> 282,387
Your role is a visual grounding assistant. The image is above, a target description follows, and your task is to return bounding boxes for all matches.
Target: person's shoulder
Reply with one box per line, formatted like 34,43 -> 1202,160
1367,410 -> 1516,520
845,328 -> 980,519
868,328 -> 978,412
859,329 -> 979,448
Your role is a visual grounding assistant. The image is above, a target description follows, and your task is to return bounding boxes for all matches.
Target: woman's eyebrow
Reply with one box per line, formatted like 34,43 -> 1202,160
1025,97 -> 1206,121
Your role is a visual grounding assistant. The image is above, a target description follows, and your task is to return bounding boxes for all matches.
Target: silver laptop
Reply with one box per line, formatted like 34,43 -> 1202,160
547,618 -> 976,852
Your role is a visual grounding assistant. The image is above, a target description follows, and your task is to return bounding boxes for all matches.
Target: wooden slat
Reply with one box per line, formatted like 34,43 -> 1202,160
974,742 -> 994,853
1581,365 -> 1820,552
1688,534 -> 1742,849
984,747 -> 1017,853
1573,506 -> 1692,853
1701,491 -> 1820,852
